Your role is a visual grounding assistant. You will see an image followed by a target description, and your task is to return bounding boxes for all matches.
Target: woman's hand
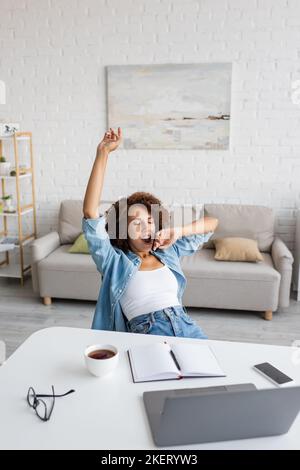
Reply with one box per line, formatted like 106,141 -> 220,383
153,227 -> 181,251
97,127 -> 122,154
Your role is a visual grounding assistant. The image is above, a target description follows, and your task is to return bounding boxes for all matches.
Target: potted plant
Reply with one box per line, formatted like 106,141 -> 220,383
2,195 -> 16,213
9,165 -> 27,176
0,156 -> 11,176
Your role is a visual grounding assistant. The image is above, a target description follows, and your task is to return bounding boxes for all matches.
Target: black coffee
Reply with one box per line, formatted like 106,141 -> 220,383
88,349 -> 115,360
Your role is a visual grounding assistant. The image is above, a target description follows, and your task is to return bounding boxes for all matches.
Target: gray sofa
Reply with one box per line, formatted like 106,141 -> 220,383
31,200 -> 294,321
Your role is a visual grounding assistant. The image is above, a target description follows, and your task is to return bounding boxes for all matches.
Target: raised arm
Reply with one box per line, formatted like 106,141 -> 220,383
153,217 -> 218,251
83,127 -> 122,219
176,216 -> 219,238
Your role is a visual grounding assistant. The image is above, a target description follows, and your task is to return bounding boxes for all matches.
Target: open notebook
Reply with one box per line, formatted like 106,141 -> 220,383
128,342 -> 226,383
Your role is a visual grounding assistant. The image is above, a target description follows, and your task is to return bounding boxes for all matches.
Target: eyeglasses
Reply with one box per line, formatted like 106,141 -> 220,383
27,385 -> 75,422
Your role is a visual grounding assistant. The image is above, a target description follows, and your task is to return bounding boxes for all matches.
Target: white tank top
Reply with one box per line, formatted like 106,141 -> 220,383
120,264 -> 180,321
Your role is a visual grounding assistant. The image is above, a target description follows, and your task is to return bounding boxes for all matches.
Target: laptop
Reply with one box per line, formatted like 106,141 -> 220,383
143,383 -> 300,447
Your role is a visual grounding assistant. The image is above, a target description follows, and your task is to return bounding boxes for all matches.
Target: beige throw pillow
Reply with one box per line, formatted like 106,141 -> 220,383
214,237 -> 263,262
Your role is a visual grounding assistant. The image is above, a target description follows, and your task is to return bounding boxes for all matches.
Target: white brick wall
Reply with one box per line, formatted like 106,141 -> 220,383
0,0 -> 300,255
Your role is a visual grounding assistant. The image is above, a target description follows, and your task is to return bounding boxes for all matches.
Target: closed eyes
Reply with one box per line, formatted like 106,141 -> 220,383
132,218 -> 153,225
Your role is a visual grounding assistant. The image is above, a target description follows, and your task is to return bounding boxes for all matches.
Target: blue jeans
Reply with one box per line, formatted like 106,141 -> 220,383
126,305 -> 208,339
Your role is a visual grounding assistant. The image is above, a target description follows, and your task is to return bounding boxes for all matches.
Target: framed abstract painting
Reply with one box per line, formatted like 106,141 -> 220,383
107,63 -> 232,150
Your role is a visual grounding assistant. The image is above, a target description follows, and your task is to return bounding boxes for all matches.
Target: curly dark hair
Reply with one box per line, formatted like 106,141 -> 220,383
104,191 -> 170,252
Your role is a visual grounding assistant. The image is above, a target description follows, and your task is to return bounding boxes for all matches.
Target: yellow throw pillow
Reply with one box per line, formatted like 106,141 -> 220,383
214,237 -> 263,262
68,233 -> 90,254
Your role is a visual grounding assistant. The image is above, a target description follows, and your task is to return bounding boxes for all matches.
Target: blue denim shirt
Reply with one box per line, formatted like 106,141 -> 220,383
82,215 -> 213,332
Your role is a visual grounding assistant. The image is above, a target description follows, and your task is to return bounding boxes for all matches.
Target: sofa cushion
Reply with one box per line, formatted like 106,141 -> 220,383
38,245 -> 97,272
58,199 -> 112,244
214,237 -> 264,262
203,204 -> 274,252
181,248 -> 280,283
58,200 -> 85,244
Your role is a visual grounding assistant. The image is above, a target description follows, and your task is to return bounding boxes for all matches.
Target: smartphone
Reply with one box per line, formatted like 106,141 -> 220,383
253,362 -> 293,387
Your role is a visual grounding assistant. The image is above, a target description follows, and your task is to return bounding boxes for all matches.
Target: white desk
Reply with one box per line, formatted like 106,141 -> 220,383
0,327 -> 300,450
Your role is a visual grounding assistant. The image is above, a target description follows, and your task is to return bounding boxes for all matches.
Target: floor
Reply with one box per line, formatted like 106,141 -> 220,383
1,276 -> 300,359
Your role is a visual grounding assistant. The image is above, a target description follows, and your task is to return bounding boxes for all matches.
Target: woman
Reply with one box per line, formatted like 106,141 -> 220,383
82,127 -> 218,338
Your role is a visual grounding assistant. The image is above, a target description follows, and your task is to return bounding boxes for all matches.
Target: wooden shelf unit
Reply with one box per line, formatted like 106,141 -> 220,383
0,132 -> 37,285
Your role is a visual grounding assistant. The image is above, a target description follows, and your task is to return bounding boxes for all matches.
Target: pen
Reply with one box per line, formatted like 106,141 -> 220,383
170,350 -> 181,372
164,341 -> 181,372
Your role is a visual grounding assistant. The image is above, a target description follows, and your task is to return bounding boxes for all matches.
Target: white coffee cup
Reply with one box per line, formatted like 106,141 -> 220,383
84,344 -> 119,377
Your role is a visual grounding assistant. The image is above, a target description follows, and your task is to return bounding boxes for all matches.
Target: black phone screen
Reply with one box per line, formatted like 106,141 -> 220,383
254,362 -> 293,385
